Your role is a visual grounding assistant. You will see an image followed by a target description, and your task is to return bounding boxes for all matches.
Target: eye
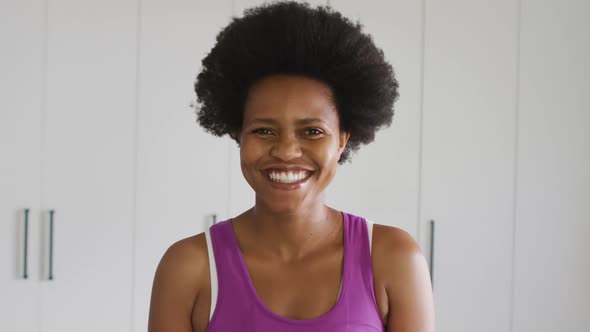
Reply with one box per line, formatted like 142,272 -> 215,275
304,128 -> 325,137
252,128 -> 273,136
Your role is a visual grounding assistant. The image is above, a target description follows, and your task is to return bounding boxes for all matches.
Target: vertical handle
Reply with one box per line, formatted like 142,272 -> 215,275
22,208 -> 30,279
429,219 -> 435,290
211,214 -> 217,225
48,209 -> 54,280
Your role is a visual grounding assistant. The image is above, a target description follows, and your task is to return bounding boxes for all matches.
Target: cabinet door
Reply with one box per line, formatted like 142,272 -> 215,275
420,1 -> 519,331
513,1 -> 590,331
0,0 -> 44,331
133,1 -> 232,331
326,0 -> 423,238
39,1 -> 137,331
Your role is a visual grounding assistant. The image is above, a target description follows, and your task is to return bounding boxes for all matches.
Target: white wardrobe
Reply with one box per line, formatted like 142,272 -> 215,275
1,0 -> 588,332
2,0 -> 137,331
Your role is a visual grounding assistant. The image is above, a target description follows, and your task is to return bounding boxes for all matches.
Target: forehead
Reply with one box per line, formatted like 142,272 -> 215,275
243,75 -> 338,123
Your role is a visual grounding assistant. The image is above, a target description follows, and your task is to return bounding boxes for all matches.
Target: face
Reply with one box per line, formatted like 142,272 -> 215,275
239,75 -> 350,213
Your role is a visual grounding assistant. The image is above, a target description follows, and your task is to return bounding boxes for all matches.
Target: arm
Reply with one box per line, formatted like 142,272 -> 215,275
148,234 -> 208,332
374,225 -> 436,332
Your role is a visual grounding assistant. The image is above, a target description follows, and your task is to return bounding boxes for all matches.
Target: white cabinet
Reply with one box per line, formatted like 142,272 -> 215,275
39,0 -> 138,331
1,0 -> 138,331
132,1 -> 232,331
420,1 -> 519,331
0,0 -> 45,331
513,1 -> 590,331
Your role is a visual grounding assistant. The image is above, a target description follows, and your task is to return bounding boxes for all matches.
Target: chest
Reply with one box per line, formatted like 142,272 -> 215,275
191,248 -> 344,332
192,229 -> 389,331
244,248 -> 345,320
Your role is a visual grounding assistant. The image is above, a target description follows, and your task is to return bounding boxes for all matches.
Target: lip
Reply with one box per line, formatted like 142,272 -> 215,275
261,165 -> 314,172
261,168 -> 314,191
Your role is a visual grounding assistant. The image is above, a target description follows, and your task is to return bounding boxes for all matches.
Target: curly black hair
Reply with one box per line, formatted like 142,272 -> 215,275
194,1 -> 398,163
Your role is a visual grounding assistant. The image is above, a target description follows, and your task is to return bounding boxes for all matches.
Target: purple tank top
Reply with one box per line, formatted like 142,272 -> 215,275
206,211 -> 384,331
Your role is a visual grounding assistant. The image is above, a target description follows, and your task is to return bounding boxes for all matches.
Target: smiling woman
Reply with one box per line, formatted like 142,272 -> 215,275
148,1 -> 434,332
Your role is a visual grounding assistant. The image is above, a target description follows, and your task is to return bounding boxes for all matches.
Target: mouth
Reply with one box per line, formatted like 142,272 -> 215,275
262,168 -> 314,189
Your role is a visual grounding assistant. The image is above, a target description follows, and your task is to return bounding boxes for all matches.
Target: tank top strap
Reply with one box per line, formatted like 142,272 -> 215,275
341,212 -> 381,320
208,219 -> 256,329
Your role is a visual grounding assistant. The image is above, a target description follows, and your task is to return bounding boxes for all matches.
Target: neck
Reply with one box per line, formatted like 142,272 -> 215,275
239,199 -> 342,261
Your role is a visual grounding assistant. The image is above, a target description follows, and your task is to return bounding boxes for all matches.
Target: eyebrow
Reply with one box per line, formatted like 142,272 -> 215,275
250,118 -> 328,125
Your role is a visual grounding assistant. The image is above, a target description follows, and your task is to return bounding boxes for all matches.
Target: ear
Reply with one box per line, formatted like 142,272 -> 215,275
338,131 -> 350,153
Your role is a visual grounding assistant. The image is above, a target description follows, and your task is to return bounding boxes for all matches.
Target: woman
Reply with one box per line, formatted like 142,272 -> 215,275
148,1 -> 435,331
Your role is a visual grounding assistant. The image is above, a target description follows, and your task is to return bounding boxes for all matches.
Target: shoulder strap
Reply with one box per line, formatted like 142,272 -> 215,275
366,219 -> 374,256
204,227 -> 218,321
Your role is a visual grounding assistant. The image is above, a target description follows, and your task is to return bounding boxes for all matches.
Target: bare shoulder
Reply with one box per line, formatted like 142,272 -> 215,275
371,224 -> 435,332
373,224 -> 422,263
372,223 -> 430,288
148,233 -> 210,332
153,233 -> 209,291
372,224 -> 421,255
160,233 -> 209,271
371,224 -> 425,291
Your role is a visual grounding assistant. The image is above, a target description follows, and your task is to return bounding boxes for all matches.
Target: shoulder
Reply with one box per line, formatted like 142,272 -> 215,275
371,223 -> 428,286
372,224 -> 421,258
371,224 -> 435,330
148,233 -> 210,330
154,232 -> 210,295
154,233 -> 208,275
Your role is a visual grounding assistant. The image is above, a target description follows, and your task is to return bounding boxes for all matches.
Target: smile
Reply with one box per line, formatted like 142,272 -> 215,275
266,170 -> 312,184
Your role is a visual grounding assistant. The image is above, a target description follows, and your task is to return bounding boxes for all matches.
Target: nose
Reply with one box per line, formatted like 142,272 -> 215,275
270,133 -> 302,161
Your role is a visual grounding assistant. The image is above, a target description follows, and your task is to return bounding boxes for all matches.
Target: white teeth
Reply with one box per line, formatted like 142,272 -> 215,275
268,171 -> 310,183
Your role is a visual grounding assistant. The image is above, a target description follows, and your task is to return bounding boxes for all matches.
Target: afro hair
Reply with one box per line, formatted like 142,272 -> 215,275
194,1 -> 398,163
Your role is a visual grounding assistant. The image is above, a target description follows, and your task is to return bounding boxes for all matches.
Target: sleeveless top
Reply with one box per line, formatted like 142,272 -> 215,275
205,211 -> 384,331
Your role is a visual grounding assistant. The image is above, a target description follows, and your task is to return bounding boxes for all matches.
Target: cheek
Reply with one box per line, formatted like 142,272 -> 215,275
239,138 -> 266,172
239,141 -> 261,190
311,140 -> 342,174
239,136 -> 256,159
240,146 -> 254,172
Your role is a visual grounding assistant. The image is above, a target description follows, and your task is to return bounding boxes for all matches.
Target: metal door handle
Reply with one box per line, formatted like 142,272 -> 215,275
22,208 -> 30,279
429,219 -> 435,290
48,210 -> 54,280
